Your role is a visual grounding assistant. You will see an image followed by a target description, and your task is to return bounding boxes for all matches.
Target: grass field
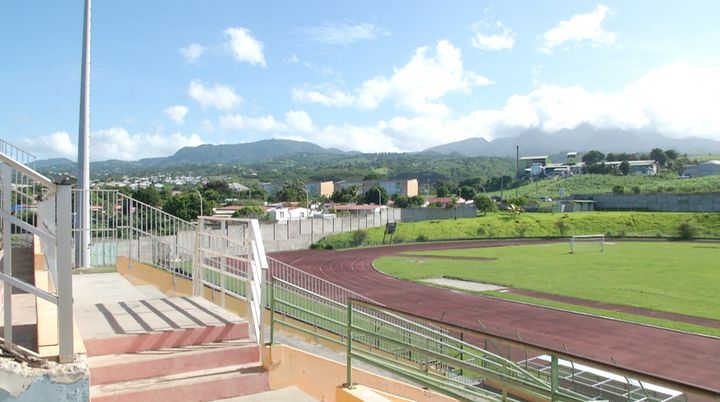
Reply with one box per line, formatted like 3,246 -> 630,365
373,241 -> 720,335
314,211 -> 720,249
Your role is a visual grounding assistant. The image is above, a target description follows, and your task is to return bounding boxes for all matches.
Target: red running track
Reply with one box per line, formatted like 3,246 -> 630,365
271,240 -> 720,395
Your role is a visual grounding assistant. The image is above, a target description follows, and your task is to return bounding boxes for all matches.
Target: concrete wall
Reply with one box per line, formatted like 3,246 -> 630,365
584,192 -> 720,212
0,356 -> 89,402
398,205 -> 477,222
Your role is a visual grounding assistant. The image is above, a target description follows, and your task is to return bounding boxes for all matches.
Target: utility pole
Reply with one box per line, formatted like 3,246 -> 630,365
75,0 -> 92,268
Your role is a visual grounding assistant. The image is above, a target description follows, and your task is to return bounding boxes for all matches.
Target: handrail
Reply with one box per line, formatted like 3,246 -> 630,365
349,299 -> 715,401
0,151 -> 55,192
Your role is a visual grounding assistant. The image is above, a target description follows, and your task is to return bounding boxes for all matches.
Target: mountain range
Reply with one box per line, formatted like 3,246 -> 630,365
424,125 -> 720,157
33,127 -> 720,173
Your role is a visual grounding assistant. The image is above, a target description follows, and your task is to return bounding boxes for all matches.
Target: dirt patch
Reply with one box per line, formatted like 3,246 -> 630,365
422,277 -> 505,292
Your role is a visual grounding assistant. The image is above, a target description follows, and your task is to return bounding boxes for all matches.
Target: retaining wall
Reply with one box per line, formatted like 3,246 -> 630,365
585,192 -> 720,212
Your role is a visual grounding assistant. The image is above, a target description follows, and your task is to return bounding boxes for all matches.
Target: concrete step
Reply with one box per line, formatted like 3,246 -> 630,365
89,340 -> 260,386
90,362 -> 269,402
84,322 -> 249,356
82,296 -> 249,356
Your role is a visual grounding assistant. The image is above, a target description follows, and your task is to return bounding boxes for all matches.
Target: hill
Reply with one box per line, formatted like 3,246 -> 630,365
424,125 -> 720,157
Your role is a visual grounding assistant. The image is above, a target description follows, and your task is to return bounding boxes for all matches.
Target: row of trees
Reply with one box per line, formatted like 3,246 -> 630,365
581,148 -> 687,174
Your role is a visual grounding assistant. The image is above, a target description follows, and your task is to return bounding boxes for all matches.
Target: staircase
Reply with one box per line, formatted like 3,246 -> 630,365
81,295 -> 269,402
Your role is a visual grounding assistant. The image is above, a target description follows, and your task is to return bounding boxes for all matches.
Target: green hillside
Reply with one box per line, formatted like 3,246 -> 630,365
487,174 -> 720,199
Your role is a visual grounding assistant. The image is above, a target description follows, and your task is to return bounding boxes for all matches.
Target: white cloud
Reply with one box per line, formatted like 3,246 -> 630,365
219,114 -> 286,132
303,23 -> 389,46
163,105 -> 189,124
219,110 -> 316,133
540,4 -> 616,54
179,43 -> 205,63
224,27 -> 266,66
21,129 -> 205,161
285,110 -> 315,133
188,80 -> 241,110
20,131 -> 77,160
294,40 -> 491,116
89,128 -> 204,161
291,86 -> 355,107
472,21 -> 515,51
357,40 -> 492,115
248,63 -> 720,152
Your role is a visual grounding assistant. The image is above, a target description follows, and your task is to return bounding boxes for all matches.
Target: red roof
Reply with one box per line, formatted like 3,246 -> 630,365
427,197 -> 466,204
332,204 -> 381,211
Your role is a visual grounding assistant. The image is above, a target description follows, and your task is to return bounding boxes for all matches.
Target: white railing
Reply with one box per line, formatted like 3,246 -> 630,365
0,150 -> 74,362
192,217 -> 266,343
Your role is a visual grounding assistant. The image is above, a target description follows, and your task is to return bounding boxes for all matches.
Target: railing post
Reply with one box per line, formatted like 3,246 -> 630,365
2,164 -> 13,350
346,299 -> 354,389
269,278 -> 275,345
551,354 -> 559,402
56,179 -> 75,363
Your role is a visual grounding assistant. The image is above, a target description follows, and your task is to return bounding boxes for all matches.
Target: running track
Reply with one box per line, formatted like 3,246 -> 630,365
271,240 -> 720,396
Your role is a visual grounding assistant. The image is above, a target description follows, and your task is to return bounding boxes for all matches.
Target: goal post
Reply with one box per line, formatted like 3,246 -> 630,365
570,234 -> 604,253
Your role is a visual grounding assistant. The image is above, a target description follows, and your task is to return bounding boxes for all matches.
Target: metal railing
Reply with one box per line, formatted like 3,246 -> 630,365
0,150 -> 74,362
267,257 -> 376,305
0,140 -> 38,249
192,217 -> 266,343
347,299 -> 587,402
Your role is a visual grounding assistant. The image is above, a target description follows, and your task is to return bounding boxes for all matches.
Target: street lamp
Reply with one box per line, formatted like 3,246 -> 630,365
194,189 -> 204,218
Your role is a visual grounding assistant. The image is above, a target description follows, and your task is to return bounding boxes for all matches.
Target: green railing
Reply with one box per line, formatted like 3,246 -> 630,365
346,299 -> 588,402
268,277 -> 696,402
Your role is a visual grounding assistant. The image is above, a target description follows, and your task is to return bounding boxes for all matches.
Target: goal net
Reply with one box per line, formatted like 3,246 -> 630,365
570,234 -> 604,253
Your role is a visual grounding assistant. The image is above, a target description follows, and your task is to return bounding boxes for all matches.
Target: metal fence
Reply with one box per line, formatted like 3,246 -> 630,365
259,208 -> 401,242
192,217 -> 266,343
0,149 -> 75,362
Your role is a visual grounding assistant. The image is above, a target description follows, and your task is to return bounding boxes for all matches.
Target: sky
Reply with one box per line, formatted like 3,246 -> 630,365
2,1 -> 720,161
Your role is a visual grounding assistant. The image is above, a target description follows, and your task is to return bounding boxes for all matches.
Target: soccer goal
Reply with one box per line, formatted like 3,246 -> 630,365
570,234 -> 604,253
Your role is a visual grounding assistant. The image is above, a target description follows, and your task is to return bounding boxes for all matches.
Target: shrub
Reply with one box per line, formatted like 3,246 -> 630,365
612,185 -> 625,194
416,234 -> 429,242
677,220 -> 699,240
474,195 -> 498,214
554,219 -> 572,236
515,223 -> 529,237
352,230 -> 368,246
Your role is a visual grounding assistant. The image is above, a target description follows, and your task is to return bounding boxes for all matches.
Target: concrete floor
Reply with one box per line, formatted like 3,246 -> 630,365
213,386 -> 317,402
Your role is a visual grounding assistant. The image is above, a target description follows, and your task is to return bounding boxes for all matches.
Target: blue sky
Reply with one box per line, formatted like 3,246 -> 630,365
2,1 -> 720,161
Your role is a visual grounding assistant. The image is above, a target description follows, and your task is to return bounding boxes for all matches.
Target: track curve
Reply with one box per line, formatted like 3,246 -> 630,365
270,240 -> 720,393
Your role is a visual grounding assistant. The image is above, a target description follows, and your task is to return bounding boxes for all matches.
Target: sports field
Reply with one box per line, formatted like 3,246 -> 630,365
374,241 -> 720,336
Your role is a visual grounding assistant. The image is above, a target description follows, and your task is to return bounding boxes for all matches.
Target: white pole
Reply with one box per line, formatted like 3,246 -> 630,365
75,0 -> 92,268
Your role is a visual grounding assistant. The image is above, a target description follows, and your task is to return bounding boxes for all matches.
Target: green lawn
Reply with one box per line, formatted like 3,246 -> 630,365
313,212 -> 720,249
374,242 -> 720,322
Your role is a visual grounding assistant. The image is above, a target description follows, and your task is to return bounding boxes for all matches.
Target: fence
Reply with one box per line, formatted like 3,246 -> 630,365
192,216 -> 266,342
584,192 -> 720,212
0,148 -> 75,362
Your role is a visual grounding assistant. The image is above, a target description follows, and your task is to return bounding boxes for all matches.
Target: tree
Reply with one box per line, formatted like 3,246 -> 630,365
434,182 -> 450,197
132,186 -> 161,207
619,160 -> 630,176
581,150 -> 605,165
203,179 -> 229,195
650,148 -> 668,166
232,206 -> 270,221
474,195 -> 497,214
163,192 -> 202,221
460,186 -> 477,200
362,172 -> 383,180
362,185 -> 389,205
665,149 -> 679,161
273,180 -> 307,203
331,185 -> 359,203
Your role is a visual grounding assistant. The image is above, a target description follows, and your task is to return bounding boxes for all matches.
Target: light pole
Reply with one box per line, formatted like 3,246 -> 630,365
194,190 -> 204,218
